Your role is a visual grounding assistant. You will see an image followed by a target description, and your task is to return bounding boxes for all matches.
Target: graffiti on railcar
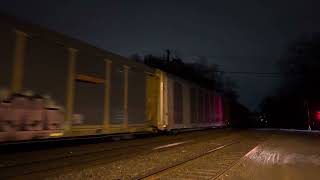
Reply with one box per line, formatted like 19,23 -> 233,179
0,89 -> 64,142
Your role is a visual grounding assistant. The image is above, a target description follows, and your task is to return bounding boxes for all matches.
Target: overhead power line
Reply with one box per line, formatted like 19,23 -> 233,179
221,71 -> 282,75
214,71 -> 291,78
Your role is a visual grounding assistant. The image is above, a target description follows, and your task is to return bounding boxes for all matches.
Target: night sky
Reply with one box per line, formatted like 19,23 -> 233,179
1,0 -> 319,110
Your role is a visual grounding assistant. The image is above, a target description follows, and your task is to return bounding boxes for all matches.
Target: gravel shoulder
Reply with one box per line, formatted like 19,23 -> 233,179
48,131 -> 268,180
217,133 -> 320,180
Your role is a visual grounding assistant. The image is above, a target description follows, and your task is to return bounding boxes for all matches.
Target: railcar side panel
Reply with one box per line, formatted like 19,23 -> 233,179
0,23 -> 13,90
166,77 -> 174,129
182,83 -> 191,127
162,71 -> 169,129
173,81 -> 183,125
190,87 -> 198,124
72,51 -> 105,126
203,90 -> 208,124
163,74 -> 222,130
128,69 -> 146,125
24,37 -> 68,110
198,89 -> 204,124
73,81 -> 105,126
146,73 -> 160,128
209,92 -> 215,123
205,91 -> 210,123
0,23 -> 13,142
0,33 -> 66,141
223,97 -> 230,126
110,64 -> 125,125
214,94 -> 224,126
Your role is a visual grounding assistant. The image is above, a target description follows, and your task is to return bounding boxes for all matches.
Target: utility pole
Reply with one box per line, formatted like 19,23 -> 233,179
165,49 -> 171,62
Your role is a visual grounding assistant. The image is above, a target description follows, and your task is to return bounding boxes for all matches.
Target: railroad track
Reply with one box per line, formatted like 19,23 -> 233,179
134,141 -> 239,180
133,135 -> 266,180
0,130 -> 234,179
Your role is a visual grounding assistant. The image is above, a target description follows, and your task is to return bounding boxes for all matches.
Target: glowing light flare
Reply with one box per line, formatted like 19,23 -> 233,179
315,111 -> 320,121
49,132 -> 64,137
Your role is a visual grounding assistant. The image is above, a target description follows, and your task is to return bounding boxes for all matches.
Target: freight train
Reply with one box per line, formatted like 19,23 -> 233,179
0,14 -> 229,142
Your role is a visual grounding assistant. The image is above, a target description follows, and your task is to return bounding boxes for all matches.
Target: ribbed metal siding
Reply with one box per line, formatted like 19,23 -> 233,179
223,98 -> 230,124
167,78 -> 174,128
146,74 -> 159,126
190,87 -> 197,124
73,54 -> 105,125
204,91 -> 209,123
209,92 -> 215,123
204,90 -> 208,123
110,64 -> 124,125
205,91 -> 210,123
182,84 -> 191,126
202,90 -> 207,123
74,82 -> 104,125
0,24 -> 13,90
24,37 -> 68,110
128,69 -> 146,124
214,95 -> 224,124
173,81 -> 183,124
76,53 -> 105,79
198,89 -> 204,123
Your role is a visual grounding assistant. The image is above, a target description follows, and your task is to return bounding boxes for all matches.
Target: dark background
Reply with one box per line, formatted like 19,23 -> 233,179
1,0 -> 319,111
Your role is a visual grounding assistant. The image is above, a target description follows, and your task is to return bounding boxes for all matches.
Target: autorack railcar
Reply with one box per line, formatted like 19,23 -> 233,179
0,14 -> 228,142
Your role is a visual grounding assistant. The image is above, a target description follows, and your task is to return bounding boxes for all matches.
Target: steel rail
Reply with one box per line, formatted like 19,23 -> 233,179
135,141 -> 239,180
0,130 -> 230,179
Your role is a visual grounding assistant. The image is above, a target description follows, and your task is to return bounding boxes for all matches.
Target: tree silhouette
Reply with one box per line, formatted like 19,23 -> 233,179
260,33 -> 320,129
142,51 -> 226,91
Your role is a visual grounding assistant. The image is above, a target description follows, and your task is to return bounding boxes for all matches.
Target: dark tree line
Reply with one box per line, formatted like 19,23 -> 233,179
260,33 -> 320,129
131,50 -> 237,98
